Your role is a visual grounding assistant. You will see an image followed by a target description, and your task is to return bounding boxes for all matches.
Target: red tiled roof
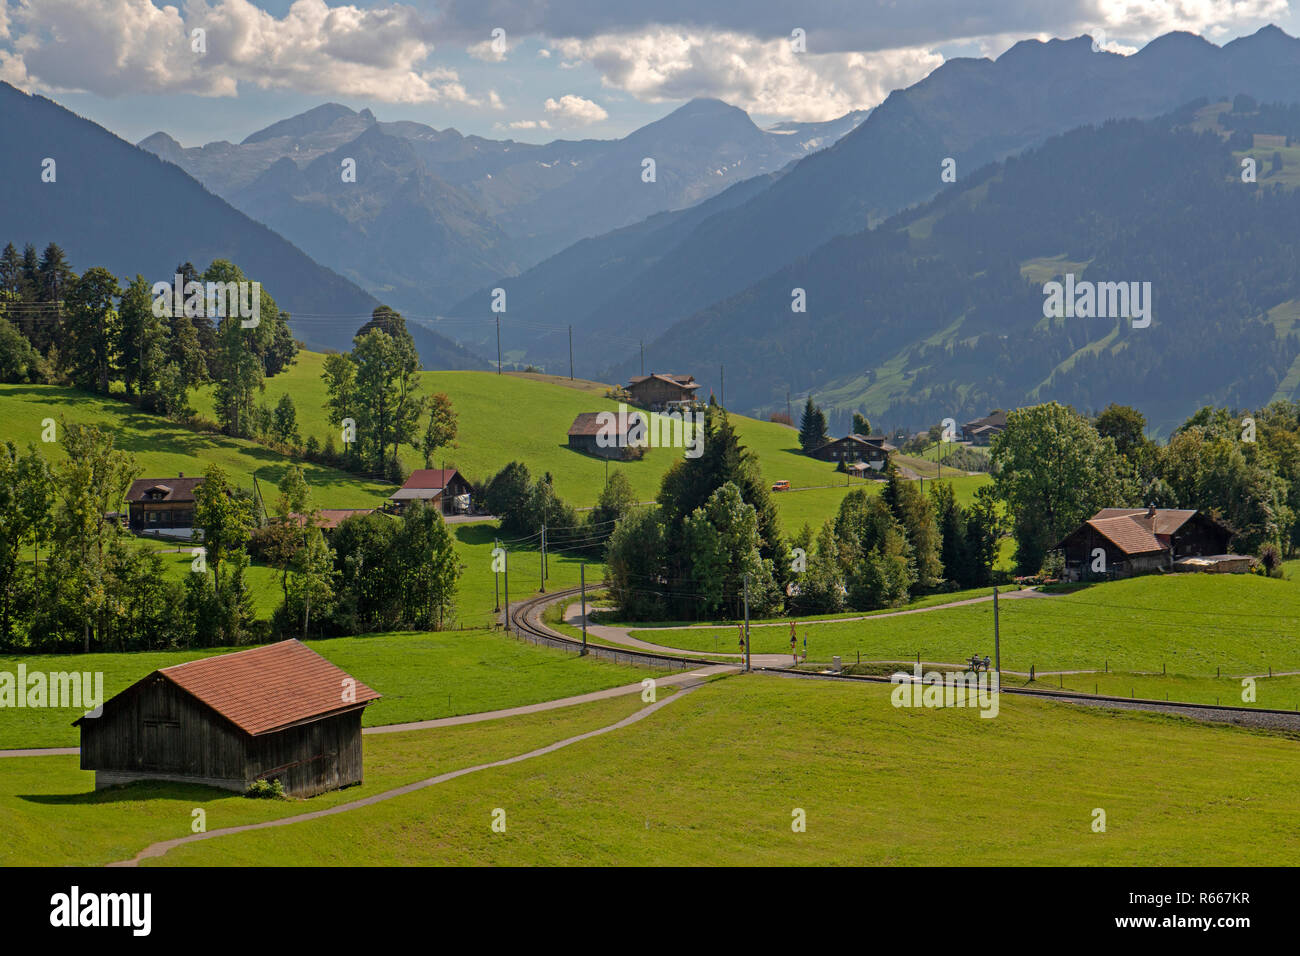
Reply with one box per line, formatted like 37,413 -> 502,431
568,410 -> 638,437
158,640 -> 379,736
1091,508 -> 1197,536
1085,516 -> 1165,555
401,468 -> 460,490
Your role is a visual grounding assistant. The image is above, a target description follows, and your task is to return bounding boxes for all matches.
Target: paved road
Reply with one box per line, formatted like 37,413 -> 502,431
108,681 -> 705,867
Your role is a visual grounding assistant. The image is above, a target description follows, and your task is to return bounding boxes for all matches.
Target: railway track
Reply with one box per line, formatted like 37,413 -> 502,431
509,587 -> 1300,732
505,586 -> 730,671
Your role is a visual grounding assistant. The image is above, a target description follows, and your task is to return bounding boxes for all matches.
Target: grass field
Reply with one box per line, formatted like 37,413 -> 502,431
0,692 -> 660,867
136,675 -> 1300,866
191,351 -> 984,519
626,574 -> 1300,678
0,626 -> 664,749
0,383 -> 392,507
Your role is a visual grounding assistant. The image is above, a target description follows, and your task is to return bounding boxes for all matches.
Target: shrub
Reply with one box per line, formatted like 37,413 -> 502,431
245,778 -> 286,799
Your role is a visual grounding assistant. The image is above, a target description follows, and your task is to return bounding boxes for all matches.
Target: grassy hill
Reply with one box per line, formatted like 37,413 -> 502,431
0,383 -> 392,508
194,351 -> 991,524
141,676 -> 1300,865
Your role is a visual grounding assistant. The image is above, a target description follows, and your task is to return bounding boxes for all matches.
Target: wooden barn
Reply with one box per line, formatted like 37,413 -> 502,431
1054,507 -> 1235,581
75,640 -> 380,797
567,410 -> 644,460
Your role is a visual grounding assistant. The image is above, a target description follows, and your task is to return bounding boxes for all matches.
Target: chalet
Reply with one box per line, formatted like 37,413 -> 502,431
567,410 -> 644,460
961,410 -> 1007,445
1054,507 -> 1237,581
808,434 -> 896,470
625,373 -> 700,411
389,468 -> 474,515
75,640 -> 381,797
125,475 -> 204,532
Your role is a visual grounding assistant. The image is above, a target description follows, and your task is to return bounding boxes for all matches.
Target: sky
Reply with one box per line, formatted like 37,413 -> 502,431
1,0 -> 1297,147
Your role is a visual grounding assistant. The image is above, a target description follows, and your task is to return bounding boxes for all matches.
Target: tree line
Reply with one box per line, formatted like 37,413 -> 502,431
0,242 -> 297,437
0,423 -> 462,653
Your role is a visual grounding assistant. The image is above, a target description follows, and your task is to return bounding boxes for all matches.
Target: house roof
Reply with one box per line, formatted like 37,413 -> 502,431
1085,515 -> 1166,555
963,410 -> 1007,431
125,477 -> 204,503
401,468 -> 462,491
626,373 -> 699,391
1057,508 -> 1218,556
568,410 -> 637,437
86,640 -> 381,736
1091,508 -> 1198,536
851,434 -> 898,451
813,434 -> 897,455
390,488 -> 443,501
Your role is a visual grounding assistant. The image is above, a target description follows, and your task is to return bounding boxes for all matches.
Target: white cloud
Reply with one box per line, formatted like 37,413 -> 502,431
537,47 -> 551,58
467,31 -> 513,62
0,0 -> 10,40
0,0 -> 495,104
543,93 -> 608,125
502,118 -> 550,129
554,29 -> 943,120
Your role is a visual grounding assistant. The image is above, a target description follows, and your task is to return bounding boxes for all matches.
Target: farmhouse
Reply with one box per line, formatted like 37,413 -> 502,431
1054,507 -> 1237,581
74,640 -> 381,797
961,410 -> 1007,445
808,434 -> 896,470
625,373 -> 700,411
389,468 -> 474,515
568,410 -> 643,460
124,475 -> 203,533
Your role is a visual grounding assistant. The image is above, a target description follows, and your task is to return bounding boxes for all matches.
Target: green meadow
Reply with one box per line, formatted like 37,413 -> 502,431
0,626 -> 664,749
142,676 -> 1300,866
0,692 -> 659,868
626,574 -> 1300,677
0,383 -> 392,508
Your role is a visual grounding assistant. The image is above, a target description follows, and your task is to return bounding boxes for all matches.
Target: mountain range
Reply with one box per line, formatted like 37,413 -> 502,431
0,81 -> 482,369
463,26 -> 1300,407
138,100 -> 867,319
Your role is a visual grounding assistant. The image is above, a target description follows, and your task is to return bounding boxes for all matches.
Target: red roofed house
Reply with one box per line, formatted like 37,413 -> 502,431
1054,507 -> 1236,581
389,468 -> 474,515
75,640 -> 381,797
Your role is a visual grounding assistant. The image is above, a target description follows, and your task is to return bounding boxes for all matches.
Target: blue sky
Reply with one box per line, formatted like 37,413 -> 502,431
2,0 -> 1296,147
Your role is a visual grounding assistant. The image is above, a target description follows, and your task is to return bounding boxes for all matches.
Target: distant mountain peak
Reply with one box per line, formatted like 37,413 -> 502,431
242,102 -> 359,145
137,131 -> 184,162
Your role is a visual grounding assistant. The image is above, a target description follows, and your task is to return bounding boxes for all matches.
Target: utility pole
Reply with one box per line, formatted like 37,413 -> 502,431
568,325 -> 574,380
743,572 -> 751,673
493,537 -> 500,613
720,365 -> 725,409
640,340 -> 644,376
580,563 -> 588,656
496,315 -> 502,375
993,584 -> 1000,675
540,523 -> 547,592
786,389 -> 791,425
503,549 -> 510,633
